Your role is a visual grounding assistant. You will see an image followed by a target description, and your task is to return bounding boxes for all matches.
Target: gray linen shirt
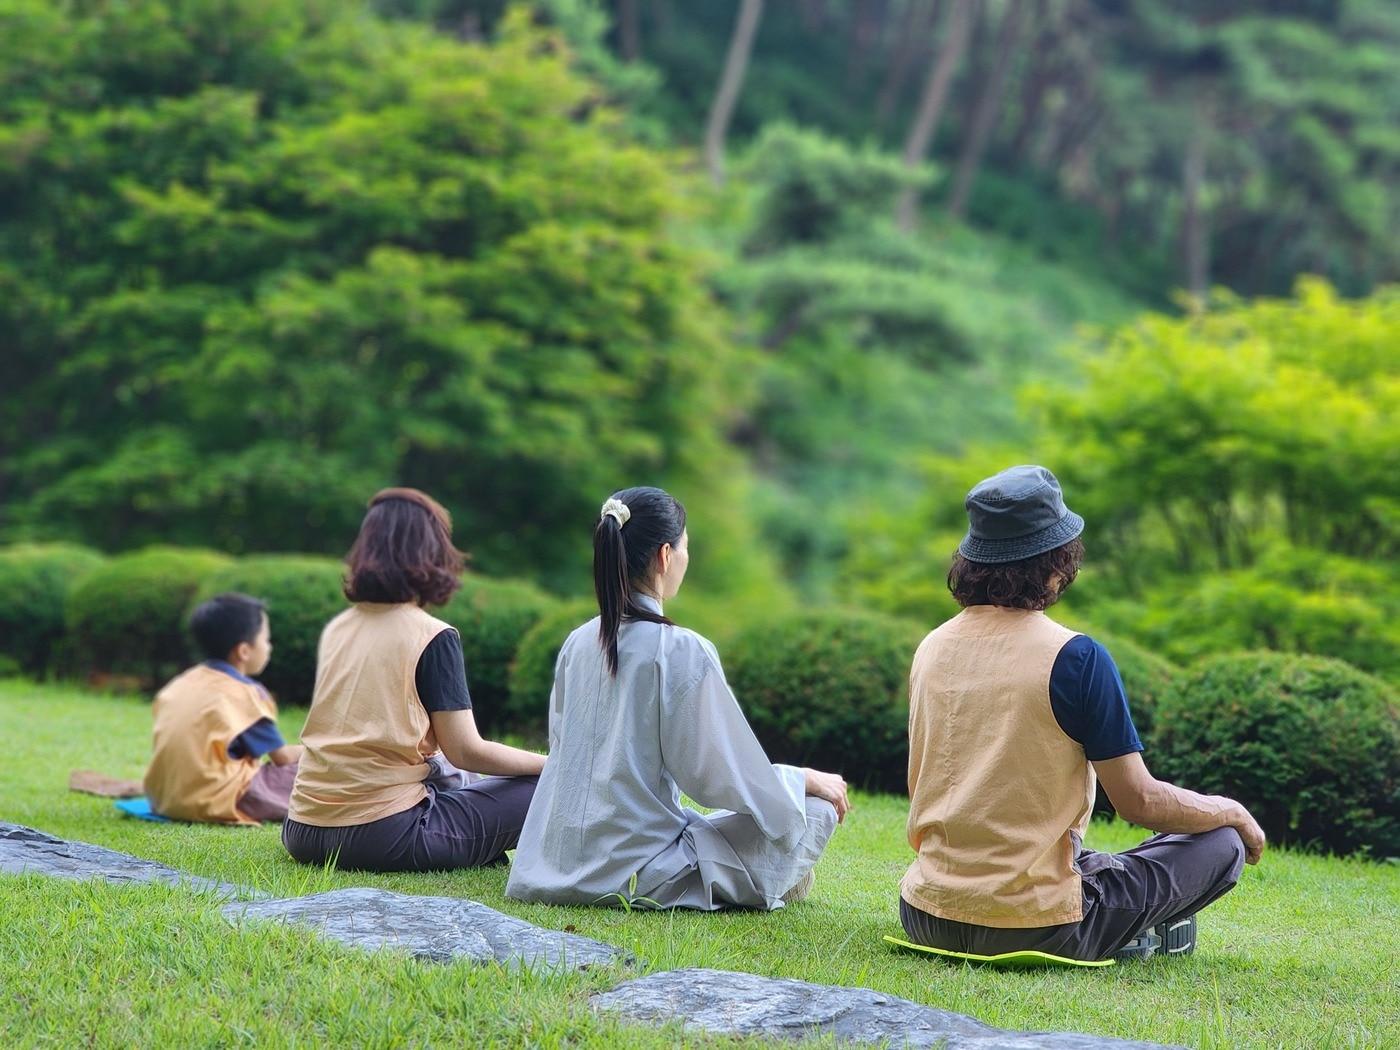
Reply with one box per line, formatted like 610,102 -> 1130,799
504,595 -> 811,909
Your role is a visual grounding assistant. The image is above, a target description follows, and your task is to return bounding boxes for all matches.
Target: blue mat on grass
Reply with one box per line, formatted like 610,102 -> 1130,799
114,797 -> 172,822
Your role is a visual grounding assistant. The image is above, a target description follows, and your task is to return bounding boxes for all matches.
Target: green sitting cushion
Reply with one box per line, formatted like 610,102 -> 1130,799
883,934 -> 1114,969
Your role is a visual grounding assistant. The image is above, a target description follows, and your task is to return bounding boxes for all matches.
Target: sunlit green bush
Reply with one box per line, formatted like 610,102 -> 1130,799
438,575 -> 557,734
0,544 -> 106,676
1155,652 -> 1400,857
506,599 -> 596,738
725,610 -> 925,792
65,547 -> 230,687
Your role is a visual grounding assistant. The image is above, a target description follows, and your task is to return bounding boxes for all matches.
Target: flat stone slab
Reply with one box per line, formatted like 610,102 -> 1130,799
223,886 -> 627,972
591,968 -> 1182,1049
0,822 -> 249,897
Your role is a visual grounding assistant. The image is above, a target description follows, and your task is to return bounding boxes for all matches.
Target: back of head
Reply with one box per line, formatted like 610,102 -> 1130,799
189,593 -> 266,662
593,485 -> 686,676
948,464 -> 1085,610
344,487 -> 464,607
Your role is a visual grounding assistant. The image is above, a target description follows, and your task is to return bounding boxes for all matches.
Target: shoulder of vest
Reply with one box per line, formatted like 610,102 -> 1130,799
1037,614 -> 1082,643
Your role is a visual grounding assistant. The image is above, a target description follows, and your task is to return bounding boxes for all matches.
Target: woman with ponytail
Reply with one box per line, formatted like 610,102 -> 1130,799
282,488 -> 545,871
506,486 -> 848,910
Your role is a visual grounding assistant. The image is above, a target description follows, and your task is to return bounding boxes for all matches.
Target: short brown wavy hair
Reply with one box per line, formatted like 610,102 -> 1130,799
947,538 -> 1084,611
344,488 -> 464,607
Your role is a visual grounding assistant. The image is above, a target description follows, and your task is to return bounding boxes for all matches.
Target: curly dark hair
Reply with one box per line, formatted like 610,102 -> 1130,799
947,538 -> 1084,611
344,487 -> 464,607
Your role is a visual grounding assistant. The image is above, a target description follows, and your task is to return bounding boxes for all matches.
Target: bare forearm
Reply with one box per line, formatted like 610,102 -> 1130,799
447,739 -> 545,778
1128,779 -> 1246,835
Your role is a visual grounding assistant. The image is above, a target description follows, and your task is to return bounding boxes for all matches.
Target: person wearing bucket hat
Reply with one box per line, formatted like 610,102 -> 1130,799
898,465 -> 1266,963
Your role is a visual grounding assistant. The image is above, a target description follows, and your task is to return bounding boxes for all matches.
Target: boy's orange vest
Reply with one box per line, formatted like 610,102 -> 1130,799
902,606 -> 1094,928
288,603 -> 453,827
144,665 -> 278,825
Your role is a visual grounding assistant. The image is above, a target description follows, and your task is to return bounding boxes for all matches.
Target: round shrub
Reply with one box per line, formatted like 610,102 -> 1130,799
65,546 -> 230,687
1154,652 -> 1400,857
0,544 -> 106,676
438,575 -> 557,735
507,600 -> 597,738
193,555 -> 348,706
725,610 -> 927,793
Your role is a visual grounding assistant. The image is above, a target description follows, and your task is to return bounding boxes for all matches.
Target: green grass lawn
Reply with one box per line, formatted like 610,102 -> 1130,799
2,680 -> 1397,1049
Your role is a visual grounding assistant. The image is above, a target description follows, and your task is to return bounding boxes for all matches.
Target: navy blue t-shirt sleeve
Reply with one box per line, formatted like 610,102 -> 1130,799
227,718 -> 286,760
415,629 -> 473,714
1048,635 -> 1144,761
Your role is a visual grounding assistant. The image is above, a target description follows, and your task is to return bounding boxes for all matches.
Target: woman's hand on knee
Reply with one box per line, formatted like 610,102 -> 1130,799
803,768 -> 850,823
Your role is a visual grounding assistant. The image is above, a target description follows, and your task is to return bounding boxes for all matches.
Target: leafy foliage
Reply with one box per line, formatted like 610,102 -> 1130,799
0,0 -> 763,597
0,544 -> 106,676
849,281 -> 1400,682
506,598 -> 595,737
1154,652 -> 1400,857
64,547 -> 230,688
725,610 -> 926,793
437,573 -> 557,734
192,555 -> 347,706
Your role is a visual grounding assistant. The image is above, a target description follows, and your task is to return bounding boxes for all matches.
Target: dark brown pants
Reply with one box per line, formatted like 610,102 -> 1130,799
900,827 -> 1246,961
282,775 -> 538,872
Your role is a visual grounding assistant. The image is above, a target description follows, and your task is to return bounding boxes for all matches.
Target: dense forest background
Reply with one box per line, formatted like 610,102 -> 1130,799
2,0 -> 1398,685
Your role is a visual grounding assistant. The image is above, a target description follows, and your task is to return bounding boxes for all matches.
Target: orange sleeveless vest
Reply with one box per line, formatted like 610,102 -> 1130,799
144,664 -> 278,825
902,606 -> 1094,928
288,603 -> 453,827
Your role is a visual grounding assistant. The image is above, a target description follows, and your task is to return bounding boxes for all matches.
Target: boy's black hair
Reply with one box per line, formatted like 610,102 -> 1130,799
189,593 -> 267,662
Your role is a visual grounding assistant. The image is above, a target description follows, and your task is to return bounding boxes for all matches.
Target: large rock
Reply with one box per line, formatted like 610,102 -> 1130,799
223,887 -> 627,972
591,968 -> 1182,1049
0,821 -> 248,897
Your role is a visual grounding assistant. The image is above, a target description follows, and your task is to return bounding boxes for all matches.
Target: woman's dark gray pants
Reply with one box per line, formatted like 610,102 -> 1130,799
282,775 -> 539,872
900,826 -> 1247,961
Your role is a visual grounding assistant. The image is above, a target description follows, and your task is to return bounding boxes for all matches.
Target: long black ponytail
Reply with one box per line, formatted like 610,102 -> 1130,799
593,485 -> 686,676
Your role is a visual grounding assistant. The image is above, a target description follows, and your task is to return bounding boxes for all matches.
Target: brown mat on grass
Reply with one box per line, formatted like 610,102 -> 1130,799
68,770 -> 145,798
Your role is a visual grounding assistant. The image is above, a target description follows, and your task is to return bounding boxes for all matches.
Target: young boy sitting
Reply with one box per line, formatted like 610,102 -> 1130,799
143,593 -> 302,824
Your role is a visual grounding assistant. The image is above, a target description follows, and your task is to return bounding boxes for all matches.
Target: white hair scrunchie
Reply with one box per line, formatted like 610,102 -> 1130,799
600,497 -> 631,526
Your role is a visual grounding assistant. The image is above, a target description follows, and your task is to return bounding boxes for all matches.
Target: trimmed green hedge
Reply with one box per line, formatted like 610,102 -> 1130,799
507,600 -> 597,738
438,575 -> 557,735
192,555 -> 347,706
65,547 -> 230,687
0,544 -> 106,676
726,610 -> 926,793
1155,652 -> 1400,857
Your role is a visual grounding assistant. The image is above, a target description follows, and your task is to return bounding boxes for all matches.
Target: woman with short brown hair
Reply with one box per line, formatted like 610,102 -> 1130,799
283,488 -> 544,871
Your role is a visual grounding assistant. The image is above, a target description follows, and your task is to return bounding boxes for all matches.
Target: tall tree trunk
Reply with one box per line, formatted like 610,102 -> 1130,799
617,0 -> 640,62
846,0 -> 889,89
1007,11 -> 1057,162
1182,114 -> 1209,300
704,0 -> 765,185
876,0 -> 939,129
947,2 -> 1029,218
896,0 -> 978,231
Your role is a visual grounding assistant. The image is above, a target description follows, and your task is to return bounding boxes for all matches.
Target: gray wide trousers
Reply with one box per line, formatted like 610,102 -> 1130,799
900,826 -> 1247,961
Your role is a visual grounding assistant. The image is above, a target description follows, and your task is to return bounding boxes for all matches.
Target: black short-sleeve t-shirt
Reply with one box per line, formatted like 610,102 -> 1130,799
415,629 -> 473,714
1048,634 -> 1144,761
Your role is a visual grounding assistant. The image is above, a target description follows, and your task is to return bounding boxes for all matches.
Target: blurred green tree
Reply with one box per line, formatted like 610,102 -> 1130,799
844,280 -> 1400,682
0,1 -> 775,597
